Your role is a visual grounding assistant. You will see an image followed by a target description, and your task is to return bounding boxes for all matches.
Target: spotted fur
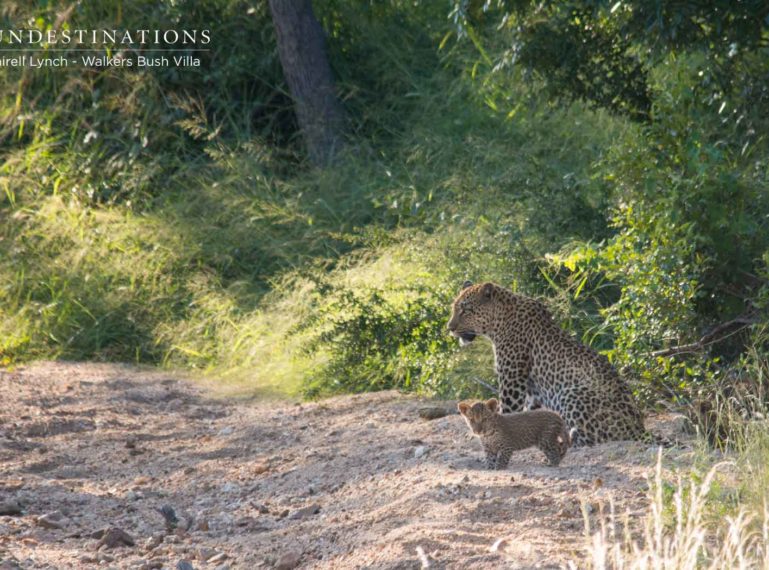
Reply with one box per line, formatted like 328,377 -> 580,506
458,398 -> 573,467
448,281 -> 649,446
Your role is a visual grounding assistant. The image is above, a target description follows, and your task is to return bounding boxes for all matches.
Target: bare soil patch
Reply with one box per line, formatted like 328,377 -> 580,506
0,362 -> 693,569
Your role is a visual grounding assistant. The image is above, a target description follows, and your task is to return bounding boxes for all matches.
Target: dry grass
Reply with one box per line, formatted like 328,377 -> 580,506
580,450 -> 769,570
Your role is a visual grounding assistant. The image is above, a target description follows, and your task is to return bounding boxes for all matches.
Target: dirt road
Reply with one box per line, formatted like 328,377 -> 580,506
0,362 -> 690,569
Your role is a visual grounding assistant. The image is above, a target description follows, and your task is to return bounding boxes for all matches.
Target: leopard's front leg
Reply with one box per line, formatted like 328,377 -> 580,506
494,448 -> 512,470
482,442 -> 498,470
495,351 -> 532,414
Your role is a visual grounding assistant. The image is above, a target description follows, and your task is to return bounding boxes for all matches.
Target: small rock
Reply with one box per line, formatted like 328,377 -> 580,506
414,446 -> 428,459
158,505 -> 179,530
252,503 -> 270,514
217,426 -> 234,436
236,516 -> 255,527
165,398 -> 185,411
418,406 -> 453,420
252,462 -> 269,475
0,558 -> 22,570
489,538 -> 508,552
144,535 -> 163,551
0,500 -> 23,516
79,554 -> 98,564
96,527 -> 135,549
36,511 -> 66,530
195,519 -> 209,532
197,547 -> 216,561
126,490 -> 141,501
289,504 -> 320,520
176,561 -> 194,570
275,550 -> 302,570
208,553 -> 228,564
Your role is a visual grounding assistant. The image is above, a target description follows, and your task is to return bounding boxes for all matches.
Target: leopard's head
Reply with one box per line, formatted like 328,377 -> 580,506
457,398 -> 499,435
447,281 -> 500,346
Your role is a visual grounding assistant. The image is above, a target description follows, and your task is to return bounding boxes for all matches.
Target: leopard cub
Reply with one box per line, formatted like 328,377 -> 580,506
458,398 -> 574,468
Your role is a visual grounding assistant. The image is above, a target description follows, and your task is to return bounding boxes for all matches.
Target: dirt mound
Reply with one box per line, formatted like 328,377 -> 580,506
0,362 -> 691,569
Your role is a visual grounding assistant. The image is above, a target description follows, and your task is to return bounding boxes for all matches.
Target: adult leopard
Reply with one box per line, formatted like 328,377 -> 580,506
447,281 -> 649,446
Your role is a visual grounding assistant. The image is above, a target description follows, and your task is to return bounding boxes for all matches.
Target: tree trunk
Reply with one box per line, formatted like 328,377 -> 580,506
268,0 -> 345,166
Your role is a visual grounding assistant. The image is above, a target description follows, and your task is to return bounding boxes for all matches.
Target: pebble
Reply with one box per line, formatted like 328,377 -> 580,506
414,445 -> 428,459
0,501 -> 23,516
418,407 -> 453,420
289,504 -> 320,520
144,535 -> 163,551
195,519 -> 209,532
208,552 -> 228,564
197,547 -> 216,561
275,550 -> 302,570
489,538 -> 508,552
158,505 -> 179,529
36,511 -> 66,530
96,527 -> 135,549
252,503 -> 270,514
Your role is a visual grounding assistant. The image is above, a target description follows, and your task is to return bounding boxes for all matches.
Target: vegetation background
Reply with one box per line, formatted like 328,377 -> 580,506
2,1 -> 769,564
1,0 -> 768,424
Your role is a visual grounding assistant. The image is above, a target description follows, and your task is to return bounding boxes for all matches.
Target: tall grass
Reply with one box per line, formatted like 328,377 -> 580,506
582,450 -> 769,569
0,0 -> 627,395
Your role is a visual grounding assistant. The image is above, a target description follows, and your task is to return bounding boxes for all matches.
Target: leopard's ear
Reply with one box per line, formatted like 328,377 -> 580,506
461,280 -> 473,291
457,402 -> 471,416
481,282 -> 494,299
485,398 -> 499,412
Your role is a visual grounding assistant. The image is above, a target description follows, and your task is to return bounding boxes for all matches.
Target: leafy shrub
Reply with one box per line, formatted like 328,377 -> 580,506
298,284 -> 458,398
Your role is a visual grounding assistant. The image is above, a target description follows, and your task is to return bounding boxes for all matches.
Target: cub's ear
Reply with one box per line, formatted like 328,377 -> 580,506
485,398 -> 499,412
457,402 -> 471,416
481,282 -> 494,298
461,280 -> 473,290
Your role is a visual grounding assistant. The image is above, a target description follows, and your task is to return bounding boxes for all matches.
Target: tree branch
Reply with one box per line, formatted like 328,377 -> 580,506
650,313 -> 761,358
469,376 -> 498,394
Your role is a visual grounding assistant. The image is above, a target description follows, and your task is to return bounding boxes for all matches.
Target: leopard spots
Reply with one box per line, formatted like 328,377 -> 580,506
448,282 -> 649,446
458,399 -> 572,467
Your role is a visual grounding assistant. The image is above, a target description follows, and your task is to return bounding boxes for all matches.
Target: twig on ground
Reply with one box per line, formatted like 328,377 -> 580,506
415,546 -> 431,568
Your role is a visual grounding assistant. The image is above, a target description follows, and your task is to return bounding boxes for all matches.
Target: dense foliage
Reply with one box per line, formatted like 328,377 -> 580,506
1,1 -> 768,420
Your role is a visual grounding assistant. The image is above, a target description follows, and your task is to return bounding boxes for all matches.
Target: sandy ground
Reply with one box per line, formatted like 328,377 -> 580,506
0,362 -> 694,570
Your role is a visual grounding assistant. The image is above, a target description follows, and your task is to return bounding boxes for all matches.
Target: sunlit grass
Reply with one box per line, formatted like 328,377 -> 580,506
582,449 -> 769,570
